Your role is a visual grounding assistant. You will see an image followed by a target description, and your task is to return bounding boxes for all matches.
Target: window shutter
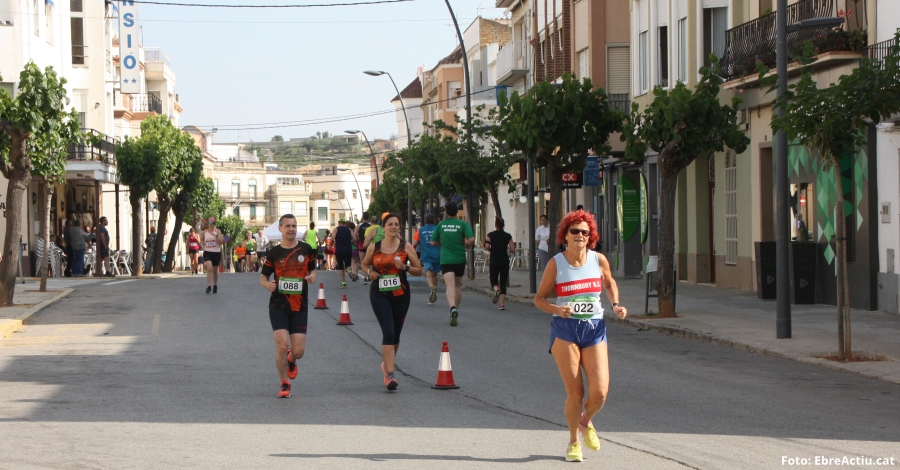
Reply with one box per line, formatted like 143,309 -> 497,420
676,0 -> 687,19
657,0 -> 669,26
702,0 -> 728,8
1,82 -> 15,97
639,0 -> 649,32
578,48 -> 590,80
607,46 -> 631,94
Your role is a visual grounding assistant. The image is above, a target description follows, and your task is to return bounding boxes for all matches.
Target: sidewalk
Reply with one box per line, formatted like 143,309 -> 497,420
0,283 -> 73,338
457,267 -> 900,385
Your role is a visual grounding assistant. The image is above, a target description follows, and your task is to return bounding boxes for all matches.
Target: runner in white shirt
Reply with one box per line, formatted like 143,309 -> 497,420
535,214 -> 551,270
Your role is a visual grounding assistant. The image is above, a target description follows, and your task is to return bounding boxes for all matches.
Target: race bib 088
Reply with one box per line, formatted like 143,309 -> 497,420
567,295 -> 601,319
379,274 -> 402,292
278,277 -> 303,295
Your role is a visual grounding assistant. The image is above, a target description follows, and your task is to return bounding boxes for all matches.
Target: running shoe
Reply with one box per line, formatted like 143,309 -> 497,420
277,381 -> 292,398
498,303 -> 505,310
450,307 -> 459,327
286,350 -> 298,380
566,441 -> 583,462
341,282 -> 347,289
386,374 -> 398,391
580,421 -> 601,451
428,288 -> 437,305
492,289 -> 501,304
362,276 -> 368,285
213,285 -> 218,294
205,286 -> 211,294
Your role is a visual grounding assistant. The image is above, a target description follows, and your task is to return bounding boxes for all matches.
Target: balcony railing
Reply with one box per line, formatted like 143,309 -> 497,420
144,48 -> 172,68
719,0 -> 867,81
131,93 -> 163,114
497,40 -> 531,85
867,37 -> 896,63
608,93 -> 632,115
67,129 -> 118,165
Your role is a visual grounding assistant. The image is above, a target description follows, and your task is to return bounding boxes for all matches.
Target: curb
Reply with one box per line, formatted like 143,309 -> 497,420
0,288 -> 74,339
464,284 -> 900,386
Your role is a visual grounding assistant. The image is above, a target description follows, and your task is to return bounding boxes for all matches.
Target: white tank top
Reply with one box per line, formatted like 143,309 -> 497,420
553,250 -> 604,320
204,230 -> 221,253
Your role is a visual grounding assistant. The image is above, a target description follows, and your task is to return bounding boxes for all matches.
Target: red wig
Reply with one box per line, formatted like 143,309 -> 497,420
555,210 -> 600,247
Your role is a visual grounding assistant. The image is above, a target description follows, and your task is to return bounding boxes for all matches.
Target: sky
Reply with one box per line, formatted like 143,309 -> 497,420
136,0 -> 506,144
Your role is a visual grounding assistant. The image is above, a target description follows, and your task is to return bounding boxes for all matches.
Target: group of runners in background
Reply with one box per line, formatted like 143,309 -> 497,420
256,206 -> 628,462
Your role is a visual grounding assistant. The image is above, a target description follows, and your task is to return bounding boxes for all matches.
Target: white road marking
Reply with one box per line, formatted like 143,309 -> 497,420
151,314 -> 160,336
103,280 -> 136,286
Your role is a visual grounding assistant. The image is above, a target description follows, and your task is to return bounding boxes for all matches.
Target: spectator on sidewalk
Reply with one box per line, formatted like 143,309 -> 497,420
62,219 -> 73,277
255,229 -> 269,272
144,226 -> 157,274
96,217 -> 113,277
536,214 -> 551,270
68,220 -> 93,277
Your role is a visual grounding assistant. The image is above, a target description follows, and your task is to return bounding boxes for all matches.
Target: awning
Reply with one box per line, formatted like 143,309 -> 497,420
262,221 -> 282,241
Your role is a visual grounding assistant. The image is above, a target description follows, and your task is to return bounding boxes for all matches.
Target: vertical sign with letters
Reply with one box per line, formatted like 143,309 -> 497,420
119,0 -> 140,93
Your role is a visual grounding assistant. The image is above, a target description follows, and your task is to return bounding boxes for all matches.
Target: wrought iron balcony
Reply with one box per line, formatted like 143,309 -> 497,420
67,129 -> 118,165
608,93 -> 632,115
131,93 -> 163,115
719,0 -> 866,82
867,37 -> 896,63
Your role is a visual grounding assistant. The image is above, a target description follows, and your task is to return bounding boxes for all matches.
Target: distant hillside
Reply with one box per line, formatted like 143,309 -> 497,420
243,138 -> 373,169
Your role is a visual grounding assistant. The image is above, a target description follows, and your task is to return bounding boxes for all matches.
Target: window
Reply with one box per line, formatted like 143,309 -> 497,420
70,0 -> 82,12
352,189 -> 358,199
578,48 -> 589,81
364,190 -> 370,200
337,190 -> 345,200
33,0 -> 39,36
703,7 -> 727,68
70,17 -> 85,65
296,202 -> 308,217
45,2 -> 53,45
279,201 -> 292,216
231,180 -> 240,198
448,81 -> 462,109
250,204 -> 257,220
725,152 -> 738,265
249,180 -> 257,199
213,179 -> 218,192
677,18 -> 687,83
607,45 -> 631,94
638,31 -> 649,93
233,206 -> 240,217
1,82 -> 14,98
658,27 -> 669,88
317,206 -> 328,221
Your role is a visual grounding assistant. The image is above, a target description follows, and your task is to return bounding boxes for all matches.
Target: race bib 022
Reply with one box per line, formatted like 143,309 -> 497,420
278,277 -> 303,295
567,295 -> 601,320
379,274 -> 402,292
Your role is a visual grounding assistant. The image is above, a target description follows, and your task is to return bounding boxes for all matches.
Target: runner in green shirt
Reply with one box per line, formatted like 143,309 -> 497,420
430,202 -> 475,326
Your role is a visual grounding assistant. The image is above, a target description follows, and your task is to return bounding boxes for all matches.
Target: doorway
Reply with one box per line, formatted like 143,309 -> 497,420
708,157 -> 716,283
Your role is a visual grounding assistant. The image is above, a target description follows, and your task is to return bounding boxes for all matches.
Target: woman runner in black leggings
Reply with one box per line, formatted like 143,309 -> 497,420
361,213 -> 423,391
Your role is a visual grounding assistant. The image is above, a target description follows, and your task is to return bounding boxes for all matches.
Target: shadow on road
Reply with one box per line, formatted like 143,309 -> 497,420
271,453 -> 561,463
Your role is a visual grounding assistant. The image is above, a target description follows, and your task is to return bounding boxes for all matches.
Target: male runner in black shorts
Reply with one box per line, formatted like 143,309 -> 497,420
334,218 -> 353,288
260,214 -> 317,398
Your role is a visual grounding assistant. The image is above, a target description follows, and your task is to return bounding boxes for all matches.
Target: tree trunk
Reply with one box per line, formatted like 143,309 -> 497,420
488,178 -> 502,221
657,165 -> 679,318
163,205 -> 187,272
131,196 -> 143,277
545,151 -> 563,258
153,196 -> 173,274
832,155 -> 851,360
39,184 -> 52,292
0,132 -> 31,307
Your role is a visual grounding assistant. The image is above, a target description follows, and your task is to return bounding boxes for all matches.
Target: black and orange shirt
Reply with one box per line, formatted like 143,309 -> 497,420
371,241 -> 409,297
262,242 -> 317,312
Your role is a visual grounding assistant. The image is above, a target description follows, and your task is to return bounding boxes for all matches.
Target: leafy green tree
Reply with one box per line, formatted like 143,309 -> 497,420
271,135 -> 284,142
0,62 -> 82,304
496,74 -> 624,257
761,35 -> 900,359
215,214 -> 245,269
624,56 -> 749,317
189,176 -> 224,226
464,106 -> 517,218
117,121 -> 165,275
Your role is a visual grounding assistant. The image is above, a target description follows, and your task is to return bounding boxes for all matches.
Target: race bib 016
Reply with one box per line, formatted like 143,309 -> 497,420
379,274 -> 402,292
567,295 -> 601,320
278,277 -> 303,295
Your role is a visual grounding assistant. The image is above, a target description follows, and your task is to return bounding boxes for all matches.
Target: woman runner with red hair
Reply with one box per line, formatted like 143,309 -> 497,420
533,210 -> 628,462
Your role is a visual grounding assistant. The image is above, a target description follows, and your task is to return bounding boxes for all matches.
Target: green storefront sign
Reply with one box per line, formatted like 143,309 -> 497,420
617,175 -> 640,242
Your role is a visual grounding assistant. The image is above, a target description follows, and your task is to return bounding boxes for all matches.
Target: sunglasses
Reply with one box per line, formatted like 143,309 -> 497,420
568,228 -> 590,236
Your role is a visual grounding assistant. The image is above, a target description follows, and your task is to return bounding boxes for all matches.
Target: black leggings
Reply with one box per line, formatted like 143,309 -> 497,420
489,257 -> 509,295
370,282 -> 411,345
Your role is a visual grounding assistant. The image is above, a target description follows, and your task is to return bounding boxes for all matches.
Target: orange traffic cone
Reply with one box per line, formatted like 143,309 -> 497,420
336,294 -> 354,325
314,283 -> 328,309
431,341 -> 460,389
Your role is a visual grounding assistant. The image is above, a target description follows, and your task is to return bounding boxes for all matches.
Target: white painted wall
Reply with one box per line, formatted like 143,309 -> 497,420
877,127 -> 900,273
876,0 -> 900,42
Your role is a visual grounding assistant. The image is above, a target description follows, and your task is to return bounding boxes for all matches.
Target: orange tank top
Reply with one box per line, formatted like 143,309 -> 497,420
372,241 -> 408,296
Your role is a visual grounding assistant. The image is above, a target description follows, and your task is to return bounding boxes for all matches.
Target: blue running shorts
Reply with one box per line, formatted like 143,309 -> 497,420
422,260 -> 440,274
549,316 -> 607,353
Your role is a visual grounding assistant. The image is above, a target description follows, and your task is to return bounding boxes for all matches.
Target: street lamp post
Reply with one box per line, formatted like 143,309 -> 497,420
775,9 -> 845,339
364,71 -> 414,241
345,130 -> 380,187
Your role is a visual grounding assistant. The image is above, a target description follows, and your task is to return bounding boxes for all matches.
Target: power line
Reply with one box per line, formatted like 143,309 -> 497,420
134,0 -> 414,7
